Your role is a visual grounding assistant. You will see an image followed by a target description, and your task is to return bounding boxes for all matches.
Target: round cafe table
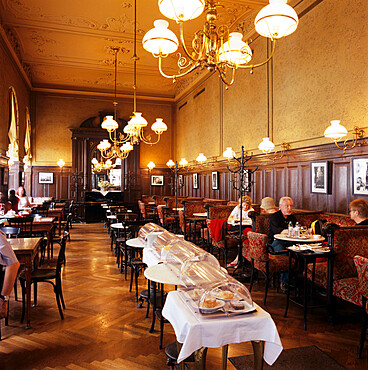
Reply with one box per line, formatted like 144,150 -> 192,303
126,237 -> 145,248
274,233 -> 325,243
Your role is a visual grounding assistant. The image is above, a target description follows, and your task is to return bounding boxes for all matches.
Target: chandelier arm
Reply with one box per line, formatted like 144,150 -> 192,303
138,128 -> 162,145
217,66 -> 236,87
334,138 -> 357,152
158,55 -> 199,79
237,40 -> 277,70
179,21 -> 197,63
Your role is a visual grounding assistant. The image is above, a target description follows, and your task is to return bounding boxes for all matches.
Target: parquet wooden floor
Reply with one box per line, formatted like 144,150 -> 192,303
0,223 -> 367,369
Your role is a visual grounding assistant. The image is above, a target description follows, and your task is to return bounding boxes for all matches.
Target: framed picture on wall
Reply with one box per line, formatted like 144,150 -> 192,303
352,158 -> 368,195
193,173 -> 198,189
151,175 -> 164,186
211,171 -> 219,190
39,172 -> 54,184
310,161 -> 330,194
178,174 -> 184,187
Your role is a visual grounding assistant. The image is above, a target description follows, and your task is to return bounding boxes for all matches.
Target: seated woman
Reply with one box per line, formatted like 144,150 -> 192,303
227,196 -> 254,267
0,192 -> 11,215
8,189 -> 19,213
260,197 -> 278,214
16,186 -> 31,210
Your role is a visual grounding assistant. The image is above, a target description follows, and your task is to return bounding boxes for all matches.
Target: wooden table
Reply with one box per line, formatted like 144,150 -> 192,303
10,237 -> 42,328
47,208 -> 64,235
32,217 -> 57,260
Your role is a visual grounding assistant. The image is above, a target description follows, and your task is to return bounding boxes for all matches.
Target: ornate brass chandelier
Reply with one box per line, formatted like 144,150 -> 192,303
142,0 -> 299,86
99,0 -> 167,159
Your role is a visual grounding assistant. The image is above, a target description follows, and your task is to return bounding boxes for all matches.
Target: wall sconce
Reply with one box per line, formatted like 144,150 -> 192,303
147,161 -> 156,172
324,120 -> 365,152
57,159 -> 65,168
258,137 -> 290,160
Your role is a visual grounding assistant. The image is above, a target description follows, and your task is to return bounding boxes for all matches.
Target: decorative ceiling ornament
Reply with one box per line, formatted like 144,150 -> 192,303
142,0 -> 298,86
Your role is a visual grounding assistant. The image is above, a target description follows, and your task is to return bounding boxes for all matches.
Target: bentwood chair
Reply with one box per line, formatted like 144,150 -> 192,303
19,233 -> 68,321
354,255 -> 368,358
246,231 -> 289,304
8,217 -> 33,237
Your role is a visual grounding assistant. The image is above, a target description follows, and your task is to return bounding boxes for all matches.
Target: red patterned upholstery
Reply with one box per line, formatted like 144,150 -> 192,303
152,195 -> 166,205
208,205 -> 234,221
294,211 -> 322,229
333,277 -> 361,307
165,197 -> 186,209
141,195 -> 154,204
203,199 -> 228,206
354,255 -> 368,357
324,213 -> 356,227
179,201 -> 206,235
246,231 -> 289,304
354,255 -> 368,309
157,205 -> 175,229
138,200 -> 155,220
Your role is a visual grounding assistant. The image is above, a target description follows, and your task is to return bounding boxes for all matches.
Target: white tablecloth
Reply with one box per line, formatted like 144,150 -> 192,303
143,248 -> 160,267
162,291 -> 283,365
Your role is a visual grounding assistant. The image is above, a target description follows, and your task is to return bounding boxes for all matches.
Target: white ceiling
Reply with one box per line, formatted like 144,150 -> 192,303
1,0 -> 268,99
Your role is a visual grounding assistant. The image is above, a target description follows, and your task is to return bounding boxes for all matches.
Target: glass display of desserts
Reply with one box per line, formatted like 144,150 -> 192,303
137,223 -> 165,244
197,280 -> 254,315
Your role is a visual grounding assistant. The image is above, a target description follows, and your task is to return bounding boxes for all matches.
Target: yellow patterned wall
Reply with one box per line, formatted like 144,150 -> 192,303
174,0 -> 368,158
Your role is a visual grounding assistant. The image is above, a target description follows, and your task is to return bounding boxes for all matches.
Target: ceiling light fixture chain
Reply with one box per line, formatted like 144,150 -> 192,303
143,0 -> 298,87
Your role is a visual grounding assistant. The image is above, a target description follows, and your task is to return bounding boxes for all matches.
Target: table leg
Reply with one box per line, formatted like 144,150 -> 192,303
284,251 -> 292,317
58,215 -> 61,236
326,256 -> 335,323
46,229 -> 51,261
24,257 -> 32,328
303,258 -> 308,330
222,344 -> 229,370
251,340 -> 264,370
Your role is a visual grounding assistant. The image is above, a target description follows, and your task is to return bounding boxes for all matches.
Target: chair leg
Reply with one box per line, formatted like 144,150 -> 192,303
160,312 -> 164,349
20,279 -> 26,323
57,277 -> 66,309
54,284 -> 64,320
263,264 -> 270,305
14,281 -> 18,301
249,260 -> 255,292
34,282 -> 38,306
129,266 -> 134,293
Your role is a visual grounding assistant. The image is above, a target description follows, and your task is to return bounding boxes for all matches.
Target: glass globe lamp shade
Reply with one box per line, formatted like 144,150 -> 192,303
147,161 -> 156,170
115,157 -> 122,166
101,115 -> 119,132
179,158 -> 188,167
105,159 -> 113,167
97,139 -> 111,151
57,158 -> 65,168
223,147 -> 235,159
158,0 -> 205,21
196,153 -> 207,163
121,142 -> 133,153
219,33 -> 252,65
324,120 -> 348,141
91,158 -> 98,165
128,112 -> 148,128
142,20 -> 179,56
258,137 -> 276,153
151,118 -> 168,134
123,123 -> 135,134
166,159 -> 175,168
255,0 -> 298,39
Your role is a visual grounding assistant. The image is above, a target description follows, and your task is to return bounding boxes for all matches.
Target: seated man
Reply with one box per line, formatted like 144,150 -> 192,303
0,230 -> 20,318
349,198 -> 368,225
268,196 -> 297,290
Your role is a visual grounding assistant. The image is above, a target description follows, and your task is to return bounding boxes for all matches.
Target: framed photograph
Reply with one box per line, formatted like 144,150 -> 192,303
193,173 -> 198,189
39,172 -> 54,184
211,171 -> 219,190
352,158 -> 368,195
151,175 -> 164,186
178,174 -> 184,187
310,161 -> 330,194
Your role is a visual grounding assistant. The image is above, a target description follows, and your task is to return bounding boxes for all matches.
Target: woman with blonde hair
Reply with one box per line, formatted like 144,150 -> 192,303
227,195 -> 254,267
